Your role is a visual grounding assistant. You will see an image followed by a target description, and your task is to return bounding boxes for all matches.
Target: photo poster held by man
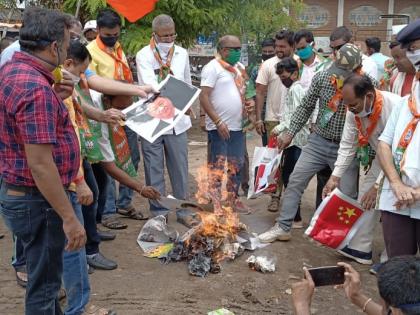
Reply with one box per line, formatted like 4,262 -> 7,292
123,75 -> 201,143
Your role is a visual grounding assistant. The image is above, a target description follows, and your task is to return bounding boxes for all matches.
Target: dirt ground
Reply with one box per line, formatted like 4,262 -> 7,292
0,117 -> 385,315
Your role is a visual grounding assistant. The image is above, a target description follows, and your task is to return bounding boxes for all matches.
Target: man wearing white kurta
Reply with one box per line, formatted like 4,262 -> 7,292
136,14 -> 192,216
323,74 -> 403,264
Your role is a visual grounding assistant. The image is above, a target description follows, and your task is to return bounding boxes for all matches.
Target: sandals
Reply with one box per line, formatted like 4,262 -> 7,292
101,215 -> 128,230
15,266 -> 27,288
83,304 -> 116,315
117,205 -> 148,221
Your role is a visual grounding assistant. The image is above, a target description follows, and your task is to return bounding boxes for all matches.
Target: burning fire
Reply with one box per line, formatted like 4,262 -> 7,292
165,161 -> 247,276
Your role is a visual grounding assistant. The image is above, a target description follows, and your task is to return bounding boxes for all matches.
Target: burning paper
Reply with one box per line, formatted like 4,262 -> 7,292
162,161 -> 250,277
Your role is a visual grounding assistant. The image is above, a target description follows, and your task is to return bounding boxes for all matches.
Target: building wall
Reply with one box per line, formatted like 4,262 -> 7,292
300,0 -> 420,43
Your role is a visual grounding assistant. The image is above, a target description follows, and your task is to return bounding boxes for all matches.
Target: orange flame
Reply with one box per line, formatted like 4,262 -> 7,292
192,160 -> 244,263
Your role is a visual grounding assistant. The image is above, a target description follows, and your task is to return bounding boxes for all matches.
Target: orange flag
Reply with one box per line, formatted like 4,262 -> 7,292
106,0 -> 158,22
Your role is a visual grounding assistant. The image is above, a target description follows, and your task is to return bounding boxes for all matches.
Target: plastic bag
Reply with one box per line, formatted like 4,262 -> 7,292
247,137 -> 282,199
137,215 -> 179,243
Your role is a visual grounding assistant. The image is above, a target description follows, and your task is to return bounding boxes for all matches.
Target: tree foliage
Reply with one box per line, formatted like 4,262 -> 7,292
1,0 -> 305,56
224,0 -> 305,43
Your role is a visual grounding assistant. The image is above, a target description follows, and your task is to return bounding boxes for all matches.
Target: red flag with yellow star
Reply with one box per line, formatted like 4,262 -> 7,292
305,188 -> 364,249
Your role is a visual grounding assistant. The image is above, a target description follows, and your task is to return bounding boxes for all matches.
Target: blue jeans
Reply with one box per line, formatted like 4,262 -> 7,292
82,160 -> 101,255
208,130 -> 245,198
116,126 -> 140,209
63,192 -> 90,315
12,233 -> 25,270
0,180 -> 65,315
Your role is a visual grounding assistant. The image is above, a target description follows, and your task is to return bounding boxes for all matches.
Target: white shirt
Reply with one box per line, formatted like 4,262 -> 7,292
0,40 -> 20,66
362,54 -> 379,81
89,90 -> 115,162
332,90 -> 403,178
256,56 -> 287,121
378,83 -> 420,217
200,59 -> 243,131
300,56 -> 322,91
136,44 -> 192,135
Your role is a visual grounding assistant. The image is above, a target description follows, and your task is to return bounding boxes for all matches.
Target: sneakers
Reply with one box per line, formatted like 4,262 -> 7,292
336,246 -> 373,265
267,196 -> 280,212
369,263 -> 383,276
258,223 -> 291,243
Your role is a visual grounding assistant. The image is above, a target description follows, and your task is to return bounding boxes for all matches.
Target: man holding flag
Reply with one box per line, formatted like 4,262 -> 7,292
323,73 -> 403,264
258,44 -> 364,243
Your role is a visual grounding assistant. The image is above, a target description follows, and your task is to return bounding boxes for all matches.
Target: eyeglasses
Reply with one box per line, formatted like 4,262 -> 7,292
223,47 -> 241,51
330,43 -> 345,51
156,33 -> 177,40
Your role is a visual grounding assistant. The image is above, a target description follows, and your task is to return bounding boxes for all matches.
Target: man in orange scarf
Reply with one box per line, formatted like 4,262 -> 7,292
377,20 -> 420,258
322,74 -> 403,265
87,8 -> 145,229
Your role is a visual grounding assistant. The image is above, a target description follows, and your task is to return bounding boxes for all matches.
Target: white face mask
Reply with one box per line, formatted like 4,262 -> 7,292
356,95 -> 373,117
157,41 -> 174,55
61,68 -> 81,85
406,49 -> 420,72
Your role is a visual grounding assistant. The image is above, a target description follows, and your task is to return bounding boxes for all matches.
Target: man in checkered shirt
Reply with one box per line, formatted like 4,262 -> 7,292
259,43 -> 365,243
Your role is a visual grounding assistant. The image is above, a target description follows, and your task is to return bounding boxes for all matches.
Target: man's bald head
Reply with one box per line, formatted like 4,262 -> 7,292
218,35 -> 241,52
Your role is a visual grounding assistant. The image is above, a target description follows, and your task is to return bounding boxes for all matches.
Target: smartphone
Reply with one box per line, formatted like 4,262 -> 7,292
307,266 -> 345,287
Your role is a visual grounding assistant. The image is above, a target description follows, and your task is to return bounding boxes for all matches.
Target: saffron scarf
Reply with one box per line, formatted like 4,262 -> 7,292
395,95 -> 420,175
96,36 -> 133,82
354,90 -> 383,167
150,36 -> 174,82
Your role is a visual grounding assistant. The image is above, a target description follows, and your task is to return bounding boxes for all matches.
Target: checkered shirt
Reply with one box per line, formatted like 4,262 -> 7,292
288,70 -> 376,142
0,52 -> 80,186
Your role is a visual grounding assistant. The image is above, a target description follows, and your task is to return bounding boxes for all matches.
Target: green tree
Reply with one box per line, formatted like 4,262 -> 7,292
63,0 -> 236,55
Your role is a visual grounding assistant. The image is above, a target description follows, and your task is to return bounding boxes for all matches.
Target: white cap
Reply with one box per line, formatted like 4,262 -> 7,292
83,20 -> 97,33
392,24 -> 407,36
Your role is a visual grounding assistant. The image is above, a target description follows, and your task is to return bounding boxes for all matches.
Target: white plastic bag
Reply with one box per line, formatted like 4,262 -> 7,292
247,146 -> 282,199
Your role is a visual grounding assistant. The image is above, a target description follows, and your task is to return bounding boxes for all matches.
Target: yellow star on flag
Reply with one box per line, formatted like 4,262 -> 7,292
344,208 -> 356,219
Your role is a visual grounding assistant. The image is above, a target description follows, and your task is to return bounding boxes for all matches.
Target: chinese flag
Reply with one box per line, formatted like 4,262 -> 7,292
305,188 -> 364,249
106,0 -> 158,23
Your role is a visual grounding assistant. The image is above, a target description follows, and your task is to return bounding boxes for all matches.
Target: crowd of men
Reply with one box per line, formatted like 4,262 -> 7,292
0,5 -> 419,315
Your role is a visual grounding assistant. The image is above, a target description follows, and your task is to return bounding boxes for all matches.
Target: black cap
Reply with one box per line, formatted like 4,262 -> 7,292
396,19 -> 420,48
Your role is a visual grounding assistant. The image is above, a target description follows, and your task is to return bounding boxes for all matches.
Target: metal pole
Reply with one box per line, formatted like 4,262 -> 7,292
75,0 -> 82,18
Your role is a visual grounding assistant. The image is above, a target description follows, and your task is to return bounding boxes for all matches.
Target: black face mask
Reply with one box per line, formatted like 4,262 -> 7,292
281,77 -> 294,88
262,53 -> 275,61
100,35 -> 119,47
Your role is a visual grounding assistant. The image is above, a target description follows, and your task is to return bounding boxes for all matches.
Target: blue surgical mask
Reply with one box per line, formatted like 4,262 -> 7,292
297,44 -> 313,61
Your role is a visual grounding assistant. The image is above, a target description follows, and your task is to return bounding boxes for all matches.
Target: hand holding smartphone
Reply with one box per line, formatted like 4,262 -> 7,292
307,266 -> 345,287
